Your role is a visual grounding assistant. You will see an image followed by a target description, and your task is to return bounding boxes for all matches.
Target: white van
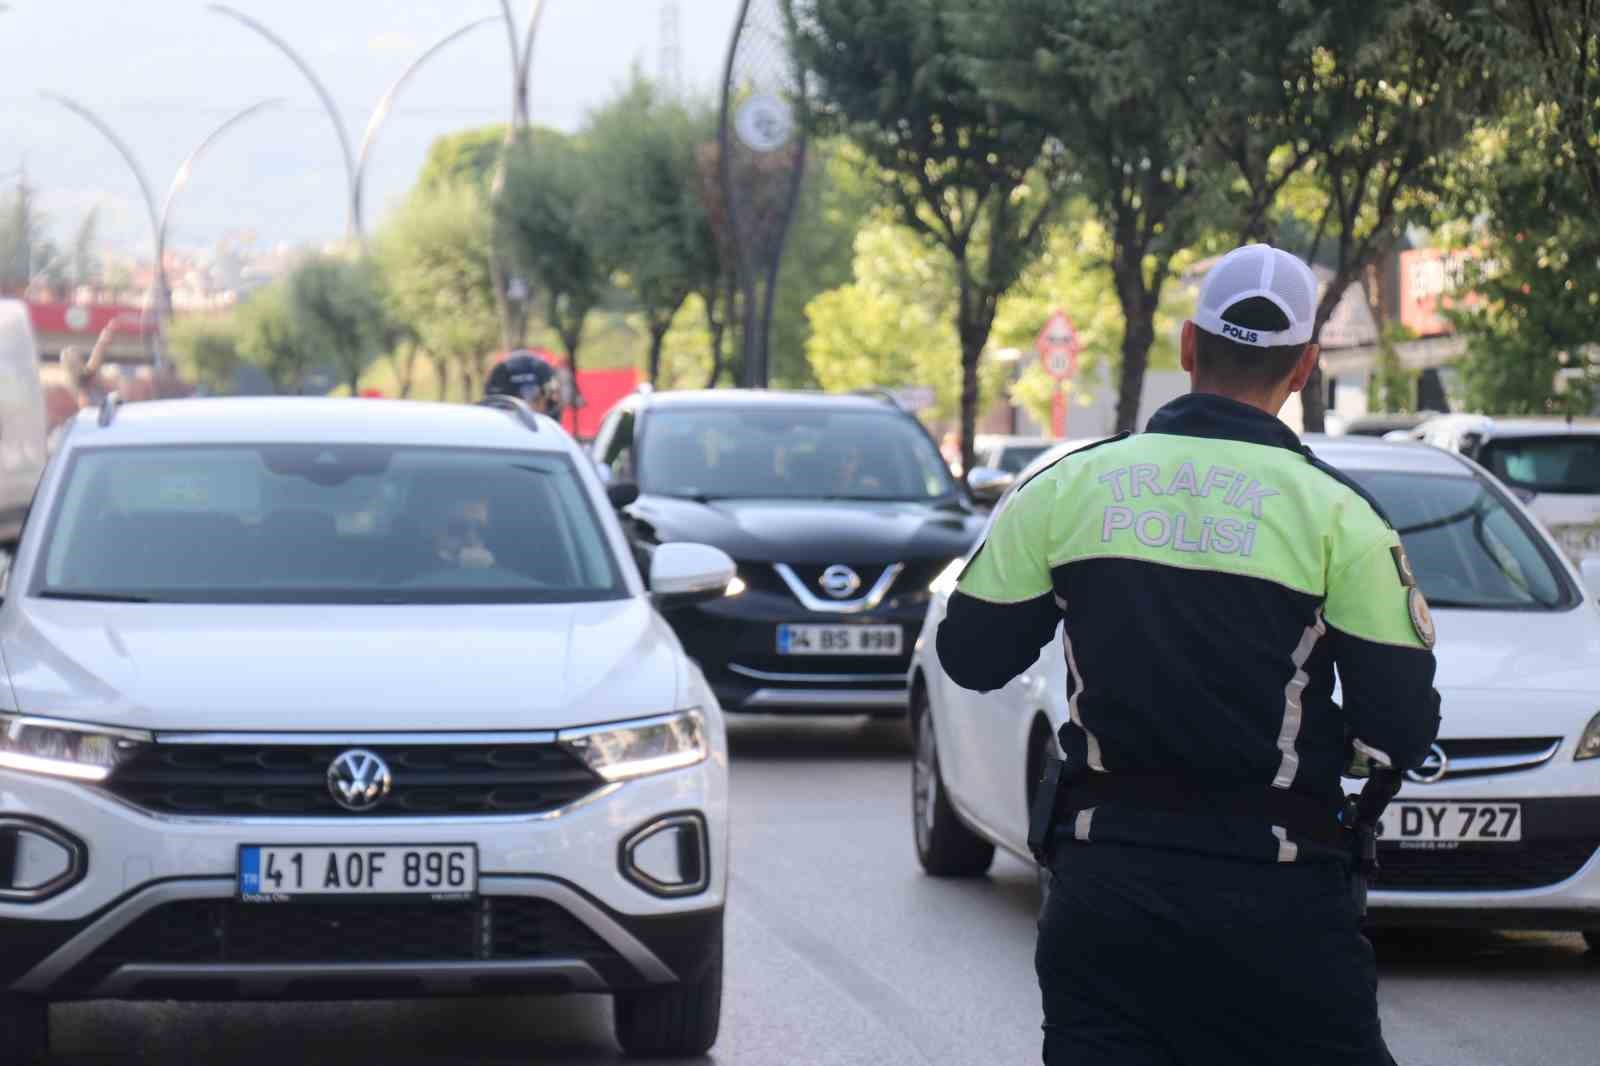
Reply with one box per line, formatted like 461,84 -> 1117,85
1405,413 -> 1600,565
0,300 -> 50,544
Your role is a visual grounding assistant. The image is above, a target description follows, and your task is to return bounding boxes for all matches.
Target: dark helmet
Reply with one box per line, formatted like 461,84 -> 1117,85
486,351 -> 562,420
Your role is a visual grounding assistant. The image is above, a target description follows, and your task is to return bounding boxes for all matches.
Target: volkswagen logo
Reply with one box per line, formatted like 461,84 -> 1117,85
1405,743 -> 1449,785
327,749 -> 393,812
819,564 -> 863,599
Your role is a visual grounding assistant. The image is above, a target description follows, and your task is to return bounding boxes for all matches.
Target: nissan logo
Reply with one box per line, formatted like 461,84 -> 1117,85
327,749 -> 393,812
1406,743 -> 1449,785
819,565 -> 863,599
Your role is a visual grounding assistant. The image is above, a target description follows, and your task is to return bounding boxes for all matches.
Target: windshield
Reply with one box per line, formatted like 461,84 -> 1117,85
1349,470 -> 1574,611
1478,435 -> 1600,495
36,445 -> 623,605
997,445 -> 1054,474
638,407 -> 957,502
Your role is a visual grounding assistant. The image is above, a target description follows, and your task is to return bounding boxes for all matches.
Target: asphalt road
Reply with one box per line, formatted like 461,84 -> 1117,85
51,716 -> 1600,1065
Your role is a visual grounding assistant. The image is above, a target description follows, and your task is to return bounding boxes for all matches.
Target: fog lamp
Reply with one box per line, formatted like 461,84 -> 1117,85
0,819 -> 85,902
621,814 -> 709,897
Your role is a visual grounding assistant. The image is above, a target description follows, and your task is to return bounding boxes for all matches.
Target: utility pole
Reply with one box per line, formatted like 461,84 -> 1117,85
209,6 -> 495,247
488,0 -> 551,351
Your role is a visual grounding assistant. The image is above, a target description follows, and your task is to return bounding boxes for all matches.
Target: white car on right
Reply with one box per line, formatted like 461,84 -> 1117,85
1402,413 -> 1600,566
910,435 -> 1600,945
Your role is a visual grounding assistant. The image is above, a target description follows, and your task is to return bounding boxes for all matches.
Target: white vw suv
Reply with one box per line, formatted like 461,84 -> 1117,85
0,396 -> 734,1060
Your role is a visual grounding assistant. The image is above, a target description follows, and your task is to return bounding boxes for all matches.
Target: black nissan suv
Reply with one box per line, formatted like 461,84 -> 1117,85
591,390 -> 985,716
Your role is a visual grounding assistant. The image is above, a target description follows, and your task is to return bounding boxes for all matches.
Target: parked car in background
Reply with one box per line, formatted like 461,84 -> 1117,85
972,435 -> 1057,475
0,397 -> 733,1058
1403,414 -> 1600,565
1334,411 -> 1439,438
966,437 -> 1106,508
592,390 -> 985,718
0,300 -> 50,544
911,435 -> 1600,945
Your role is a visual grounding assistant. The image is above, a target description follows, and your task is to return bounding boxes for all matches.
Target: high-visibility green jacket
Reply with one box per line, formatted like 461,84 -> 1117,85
937,393 -> 1441,863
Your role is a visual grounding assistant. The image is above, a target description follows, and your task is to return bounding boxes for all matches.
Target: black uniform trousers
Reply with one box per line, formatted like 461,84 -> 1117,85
1037,842 -> 1397,1066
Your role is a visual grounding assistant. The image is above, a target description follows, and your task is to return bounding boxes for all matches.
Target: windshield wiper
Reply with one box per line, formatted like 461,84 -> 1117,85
37,590 -> 154,603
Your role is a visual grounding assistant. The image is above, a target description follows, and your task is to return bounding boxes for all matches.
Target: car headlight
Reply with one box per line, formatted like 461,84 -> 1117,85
0,714 -> 150,782
929,557 -> 966,597
558,710 -> 708,782
1577,712 -> 1600,761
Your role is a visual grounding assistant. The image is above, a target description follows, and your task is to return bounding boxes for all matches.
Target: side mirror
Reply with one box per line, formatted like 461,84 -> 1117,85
1580,558 -> 1600,602
966,466 -> 1015,507
650,542 -> 737,608
607,481 -> 641,509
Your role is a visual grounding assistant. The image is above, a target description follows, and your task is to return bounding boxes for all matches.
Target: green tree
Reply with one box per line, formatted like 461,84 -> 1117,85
789,0 -> 1068,474
497,130 -> 610,396
285,255 -> 389,397
168,314 -> 244,395
374,182 -> 501,400
962,0 -> 1211,434
0,177 -> 48,293
1272,1 -> 1511,429
236,283 -> 317,395
415,125 -> 509,191
1447,104 -> 1600,414
1500,3 -> 1600,207
586,76 -> 721,386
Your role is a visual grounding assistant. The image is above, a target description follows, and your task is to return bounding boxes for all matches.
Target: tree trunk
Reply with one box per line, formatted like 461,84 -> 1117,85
648,323 -> 670,387
1114,309 -> 1157,435
560,325 -> 584,437
1303,266 -> 1361,434
704,283 -> 730,390
954,275 -> 997,479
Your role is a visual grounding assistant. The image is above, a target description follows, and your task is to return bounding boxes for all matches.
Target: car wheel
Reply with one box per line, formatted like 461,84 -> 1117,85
613,923 -> 723,1057
0,996 -> 49,1065
911,685 -> 995,877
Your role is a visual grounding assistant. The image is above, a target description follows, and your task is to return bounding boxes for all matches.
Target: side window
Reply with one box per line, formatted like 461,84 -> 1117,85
604,408 -> 637,481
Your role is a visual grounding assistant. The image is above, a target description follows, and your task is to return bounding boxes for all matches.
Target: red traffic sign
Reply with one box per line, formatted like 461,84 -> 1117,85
1036,311 -> 1080,381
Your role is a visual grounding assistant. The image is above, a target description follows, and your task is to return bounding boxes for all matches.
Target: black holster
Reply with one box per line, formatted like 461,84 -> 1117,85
1345,768 -> 1404,917
1027,749 -> 1076,866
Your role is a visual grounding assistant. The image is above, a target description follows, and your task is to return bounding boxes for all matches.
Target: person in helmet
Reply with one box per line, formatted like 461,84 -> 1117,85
485,351 -> 563,423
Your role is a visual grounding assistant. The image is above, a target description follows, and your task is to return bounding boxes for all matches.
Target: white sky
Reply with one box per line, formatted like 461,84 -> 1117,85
0,0 -> 743,254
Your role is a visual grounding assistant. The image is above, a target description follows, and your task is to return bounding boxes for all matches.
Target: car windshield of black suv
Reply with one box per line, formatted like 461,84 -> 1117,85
1350,470 -> 1573,611
1478,436 -> 1600,495
639,407 -> 957,502
35,445 -> 623,604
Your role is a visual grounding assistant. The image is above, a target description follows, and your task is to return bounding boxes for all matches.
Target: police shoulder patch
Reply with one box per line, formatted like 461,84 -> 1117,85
1408,587 -> 1436,649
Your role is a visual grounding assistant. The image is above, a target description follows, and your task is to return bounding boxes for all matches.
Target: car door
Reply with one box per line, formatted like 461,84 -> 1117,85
951,631 -> 1062,846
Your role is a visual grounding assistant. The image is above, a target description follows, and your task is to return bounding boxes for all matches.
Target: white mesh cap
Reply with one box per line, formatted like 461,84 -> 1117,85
1193,244 -> 1318,348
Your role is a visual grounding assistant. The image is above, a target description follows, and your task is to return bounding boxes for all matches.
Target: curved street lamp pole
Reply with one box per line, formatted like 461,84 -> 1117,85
43,93 -> 283,367
489,1 -> 549,351
209,5 -> 496,246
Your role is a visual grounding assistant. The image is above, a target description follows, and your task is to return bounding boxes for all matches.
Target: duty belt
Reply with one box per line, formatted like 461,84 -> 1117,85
1029,764 -> 1346,860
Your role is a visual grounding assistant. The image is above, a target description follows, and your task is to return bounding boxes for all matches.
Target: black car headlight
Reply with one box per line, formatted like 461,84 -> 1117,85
558,711 -> 708,782
0,714 -> 150,782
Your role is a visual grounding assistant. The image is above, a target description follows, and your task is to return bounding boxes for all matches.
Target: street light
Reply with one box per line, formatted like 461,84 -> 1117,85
43,93 -> 282,366
487,1 -> 550,350
209,6 -> 496,245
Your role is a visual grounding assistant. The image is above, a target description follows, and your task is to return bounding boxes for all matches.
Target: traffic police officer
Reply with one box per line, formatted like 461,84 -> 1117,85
937,244 -> 1441,1065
